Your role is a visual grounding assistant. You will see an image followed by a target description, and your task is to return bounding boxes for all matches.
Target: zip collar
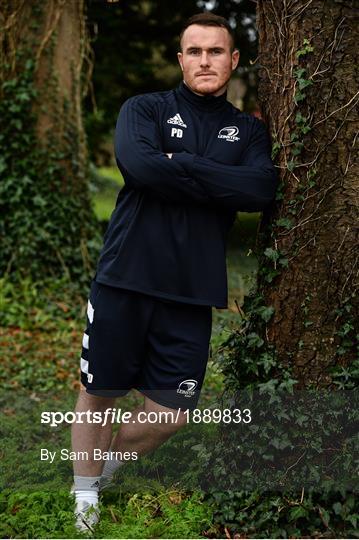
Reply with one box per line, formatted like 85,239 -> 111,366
176,81 -> 228,112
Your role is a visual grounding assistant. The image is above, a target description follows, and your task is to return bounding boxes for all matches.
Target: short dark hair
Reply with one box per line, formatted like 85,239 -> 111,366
179,13 -> 236,51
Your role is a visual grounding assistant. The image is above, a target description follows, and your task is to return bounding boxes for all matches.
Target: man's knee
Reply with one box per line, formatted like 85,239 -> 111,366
168,409 -> 188,432
159,409 -> 187,433
146,419 -> 186,440
143,399 -> 188,436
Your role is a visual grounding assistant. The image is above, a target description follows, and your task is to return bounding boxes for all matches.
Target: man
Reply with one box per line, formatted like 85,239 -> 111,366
71,12 -> 278,532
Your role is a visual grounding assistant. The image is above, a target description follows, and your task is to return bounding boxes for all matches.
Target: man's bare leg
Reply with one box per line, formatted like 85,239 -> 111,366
100,397 -> 186,489
71,385 -> 116,476
71,389 -> 187,479
71,385 -> 117,532
99,395 -> 187,487
71,387 -> 187,530
110,395 -> 187,455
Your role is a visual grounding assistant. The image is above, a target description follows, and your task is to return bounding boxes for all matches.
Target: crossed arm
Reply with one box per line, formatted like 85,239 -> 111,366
114,95 -> 278,211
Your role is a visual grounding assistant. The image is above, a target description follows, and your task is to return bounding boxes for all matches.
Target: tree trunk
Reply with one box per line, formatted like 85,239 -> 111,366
34,0 -> 88,175
255,0 -> 358,385
0,0 -> 99,283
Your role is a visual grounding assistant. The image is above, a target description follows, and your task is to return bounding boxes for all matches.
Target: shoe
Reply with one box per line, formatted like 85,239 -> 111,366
74,500 -> 100,534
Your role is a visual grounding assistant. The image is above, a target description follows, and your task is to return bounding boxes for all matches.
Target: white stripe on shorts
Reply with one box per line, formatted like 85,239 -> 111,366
87,300 -> 94,324
80,357 -> 89,374
82,333 -> 89,349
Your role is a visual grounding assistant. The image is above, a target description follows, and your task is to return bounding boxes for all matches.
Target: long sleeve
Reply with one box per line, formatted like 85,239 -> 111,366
172,119 -> 278,212
115,94 -> 278,212
114,96 -> 211,205
97,85 -> 277,308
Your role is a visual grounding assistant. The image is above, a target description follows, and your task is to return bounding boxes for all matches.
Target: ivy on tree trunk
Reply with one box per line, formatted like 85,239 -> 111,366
0,0 -> 101,286
253,0 -> 358,384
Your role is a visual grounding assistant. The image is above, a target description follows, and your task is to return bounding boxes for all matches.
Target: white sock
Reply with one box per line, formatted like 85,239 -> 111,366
73,475 -> 100,506
75,490 -> 99,507
101,457 -> 123,480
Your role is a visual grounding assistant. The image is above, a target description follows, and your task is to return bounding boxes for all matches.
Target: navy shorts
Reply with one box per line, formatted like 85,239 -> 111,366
80,280 -> 212,410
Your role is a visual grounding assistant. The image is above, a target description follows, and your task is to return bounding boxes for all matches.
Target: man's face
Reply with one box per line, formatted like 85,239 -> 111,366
177,24 -> 239,97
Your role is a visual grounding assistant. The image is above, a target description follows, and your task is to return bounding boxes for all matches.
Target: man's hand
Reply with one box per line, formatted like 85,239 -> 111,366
166,153 -> 173,159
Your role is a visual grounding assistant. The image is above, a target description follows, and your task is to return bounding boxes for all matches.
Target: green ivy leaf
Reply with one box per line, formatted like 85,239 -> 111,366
264,269 -> 280,283
271,141 -> 281,159
301,125 -> 311,134
318,506 -> 330,527
289,505 -> 309,521
264,247 -> 280,261
298,78 -> 313,90
247,332 -> 264,348
332,502 -> 342,515
0,158 -> 7,174
257,306 -> 275,322
294,90 -> 306,103
275,217 -> 293,229
291,143 -> 304,156
294,68 -> 306,78
33,195 -> 47,207
295,112 -> 307,124
348,514 -> 358,528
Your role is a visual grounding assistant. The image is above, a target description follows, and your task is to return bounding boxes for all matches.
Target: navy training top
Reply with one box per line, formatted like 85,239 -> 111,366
95,82 -> 278,308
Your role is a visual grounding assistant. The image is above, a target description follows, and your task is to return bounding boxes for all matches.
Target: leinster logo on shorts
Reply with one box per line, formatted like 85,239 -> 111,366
177,379 -> 198,398
218,126 -> 240,142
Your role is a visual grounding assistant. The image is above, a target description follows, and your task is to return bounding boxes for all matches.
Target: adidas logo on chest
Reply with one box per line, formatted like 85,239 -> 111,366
167,113 -> 187,128
167,113 -> 187,138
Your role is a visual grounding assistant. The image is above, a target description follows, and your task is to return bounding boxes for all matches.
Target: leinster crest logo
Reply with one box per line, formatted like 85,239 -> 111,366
218,126 -> 240,142
177,379 -> 198,398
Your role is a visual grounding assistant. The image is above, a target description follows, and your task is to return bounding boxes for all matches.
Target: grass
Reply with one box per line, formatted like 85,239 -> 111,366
0,166 -> 260,538
97,166 -> 124,185
0,488 -> 216,539
91,166 -> 124,221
